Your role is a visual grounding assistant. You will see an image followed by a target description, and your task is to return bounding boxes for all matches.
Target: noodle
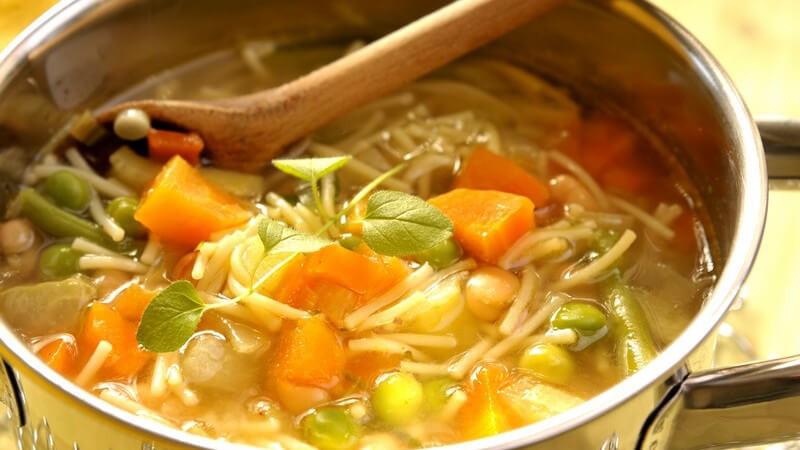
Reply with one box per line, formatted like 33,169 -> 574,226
71,237 -> 121,258
399,361 -> 450,376
88,187 -> 125,242
378,333 -> 457,348
348,337 -> 430,361
548,151 -> 609,209
484,294 -> 569,360
499,226 -> 594,270
75,340 -> 112,386
344,264 -> 434,329
448,339 -> 493,379
78,255 -> 148,274
28,165 -> 134,198
498,266 -> 538,335
609,197 -> 675,239
552,229 -> 636,290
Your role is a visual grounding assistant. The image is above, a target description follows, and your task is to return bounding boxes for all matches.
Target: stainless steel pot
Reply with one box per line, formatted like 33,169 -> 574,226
0,0 -> 794,449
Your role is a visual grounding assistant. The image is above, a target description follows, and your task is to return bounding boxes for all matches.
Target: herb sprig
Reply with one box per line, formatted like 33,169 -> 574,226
137,156 -> 453,352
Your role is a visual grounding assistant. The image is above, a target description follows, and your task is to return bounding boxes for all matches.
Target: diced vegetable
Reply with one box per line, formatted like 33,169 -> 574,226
180,333 -> 258,392
344,352 -> 402,388
272,316 -> 345,388
79,302 -> 151,379
38,243 -> 82,279
551,302 -> 607,334
113,108 -> 151,141
458,363 -> 519,440
499,374 -> 584,423
147,129 -> 204,166
198,167 -> 267,199
429,188 -> 534,263
37,338 -> 77,376
134,156 -> 251,247
113,284 -> 155,321
304,245 -> 399,296
518,343 -> 575,385
454,147 -> 550,205
413,237 -> 461,269
404,276 -> 463,332
0,275 -> 95,335
601,274 -> 658,375
465,266 -> 520,322
302,406 -> 361,450
109,146 -> 161,192
16,188 -> 120,250
106,197 -> 146,238
70,110 -> 106,145
41,170 -> 90,211
371,371 -> 424,425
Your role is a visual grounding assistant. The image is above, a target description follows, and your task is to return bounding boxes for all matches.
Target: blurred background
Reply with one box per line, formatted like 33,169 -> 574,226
0,0 -> 798,448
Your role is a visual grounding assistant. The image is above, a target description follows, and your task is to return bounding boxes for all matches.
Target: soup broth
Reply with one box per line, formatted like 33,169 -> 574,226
0,41 -> 714,449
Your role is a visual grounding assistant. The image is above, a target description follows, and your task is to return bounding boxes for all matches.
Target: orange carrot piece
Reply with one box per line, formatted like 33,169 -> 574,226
79,303 -> 151,379
113,284 -> 156,322
37,339 -> 77,376
272,316 -> 345,389
458,363 -> 520,440
345,352 -> 402,387
148,129 -> 204,166
454,147 -> 550,205
429,188 -> 534,264
134,156 -> 251,247
303,245 -> 389,295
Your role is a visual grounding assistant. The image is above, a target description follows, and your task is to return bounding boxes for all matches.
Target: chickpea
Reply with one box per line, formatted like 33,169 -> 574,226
548,174 -> 598,210
465,266 -> 520,321
275,379 -> 330,414
0,219 -> 35,255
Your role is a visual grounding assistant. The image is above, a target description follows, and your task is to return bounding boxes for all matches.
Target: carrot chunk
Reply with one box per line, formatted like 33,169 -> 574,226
37,338 -> 77,376
113,284 -> 156,322
454,147 -> 550,206
459,363 -> 520,440
429,188 -> 534,264
134,156 -> 251,247
272,316 -> 345,389
148,129 -> 204,166
304,245 -> 385,295
345,352 -> 402,387
79,303 -> 151,379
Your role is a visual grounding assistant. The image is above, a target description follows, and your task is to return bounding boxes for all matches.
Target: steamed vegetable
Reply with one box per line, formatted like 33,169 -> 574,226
38,243 -> 82,279
17,188 -> 117,249
147,129 -> 204,166
180,333 -> 258,391
106,197 -> 146,238
37,338 -> 77,376
552,302 -> 607,334
413,237 -> 461,269
499,374 -> 584,423
518,343 -> 575,385
458,363 -> 519,440
41,170 -> 90,211
0,275 -> 95,335
108,146 -> 161,192
302,406 -> 361,450
429,188 -> 534,263
271,316 -> 345,389
601,275 -> 658,375
454,147 -> 550,205
113,284 -> 155,321
371,371 -> 424,425
134,156 -> 251,247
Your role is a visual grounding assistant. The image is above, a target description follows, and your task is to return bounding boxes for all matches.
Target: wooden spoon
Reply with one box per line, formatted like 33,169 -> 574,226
96,0 -> 565,170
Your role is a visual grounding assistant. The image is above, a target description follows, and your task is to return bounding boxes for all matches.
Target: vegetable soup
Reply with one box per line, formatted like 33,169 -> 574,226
0,42 -> 714,449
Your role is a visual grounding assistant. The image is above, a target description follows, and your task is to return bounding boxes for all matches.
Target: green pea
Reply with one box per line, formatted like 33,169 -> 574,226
552,302 -> 607,333
41,170 -> 90,211
422,377 -> 455,414
337,233 -> 363,251
39,243 -> 83,279
301,406 -> 360,450
371,371 -> 424,425
519,343 -> 575,385
106,197 -> 146,238
414,237 -> 461,269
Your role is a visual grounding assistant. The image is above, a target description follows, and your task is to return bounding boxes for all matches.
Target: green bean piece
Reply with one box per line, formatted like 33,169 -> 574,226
552,302 -> 607,333
414,237 -> 462,269
518,343 -> 575,385
601,274 -> 658,375
107,197 -> 146,238
17,188 -> 116,249
39,243 -> 83,279
41,170 -> 90,211
421,377 -> 455,414
371,371 -> 424,425
301,406 -> 361,450
337,233 -> 363,251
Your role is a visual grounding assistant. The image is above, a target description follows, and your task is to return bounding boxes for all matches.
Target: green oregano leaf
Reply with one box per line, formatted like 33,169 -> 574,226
361,190 -> 454,256
258,219 -> 334,255
136,280 -> 207,352
272,156 -> 351,183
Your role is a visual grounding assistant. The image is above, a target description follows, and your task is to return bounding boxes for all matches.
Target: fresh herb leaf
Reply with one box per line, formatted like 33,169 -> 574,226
258,219 -> 334,254
258,218 -> 284,253
361,190 -> 454,256
334,163 -> 406,222
272,156 -> 351,183
136,280 -> 207,352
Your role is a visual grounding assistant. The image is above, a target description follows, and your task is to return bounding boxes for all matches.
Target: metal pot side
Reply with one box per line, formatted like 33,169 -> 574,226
0,0 -> 766,449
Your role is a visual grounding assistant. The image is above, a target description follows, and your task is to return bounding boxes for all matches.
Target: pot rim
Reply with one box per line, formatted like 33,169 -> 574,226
0,1 -> 767,448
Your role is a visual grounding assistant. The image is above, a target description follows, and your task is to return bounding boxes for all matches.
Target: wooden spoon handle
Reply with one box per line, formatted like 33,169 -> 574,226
247,0 -> 566,141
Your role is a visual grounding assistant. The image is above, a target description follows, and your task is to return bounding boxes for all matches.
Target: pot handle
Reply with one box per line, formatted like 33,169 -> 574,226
638,116 -> 800,450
